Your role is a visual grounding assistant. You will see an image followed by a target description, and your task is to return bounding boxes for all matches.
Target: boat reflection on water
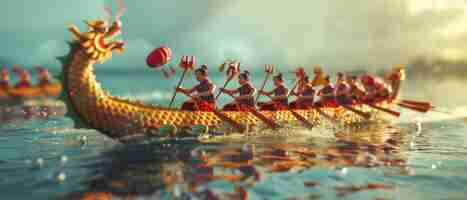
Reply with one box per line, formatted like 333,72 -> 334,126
61,123 -> 410,200
1,77 -> 66,123
0,99 -> 67,123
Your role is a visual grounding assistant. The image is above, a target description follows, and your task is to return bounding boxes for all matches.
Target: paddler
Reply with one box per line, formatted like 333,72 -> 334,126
314,75 -> 337,107
346,75 -> 366,104
359,73 -> 392,104
311,66 -> 327,87
0,67 -> 10,89
334,72 -> 353,105
289,75 -> 315,109
35,66 -> 52,87
14,68 -> 32,88
176,64 -> 217,111
220,70 -> 256,111
257,73 -> 289,110
384,65 -> 405,101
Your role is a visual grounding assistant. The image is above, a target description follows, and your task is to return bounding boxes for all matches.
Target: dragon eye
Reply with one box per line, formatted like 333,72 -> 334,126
96,27 -> 108,33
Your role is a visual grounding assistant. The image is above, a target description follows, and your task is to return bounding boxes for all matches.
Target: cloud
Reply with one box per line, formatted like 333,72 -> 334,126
31,40 -> 69,66
134,0 -> 467,72
2,0 -> 467,74
0,0 -> 106,31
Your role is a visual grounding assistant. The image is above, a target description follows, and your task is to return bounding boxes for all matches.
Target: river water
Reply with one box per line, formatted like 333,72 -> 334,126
0,72 -> 466,200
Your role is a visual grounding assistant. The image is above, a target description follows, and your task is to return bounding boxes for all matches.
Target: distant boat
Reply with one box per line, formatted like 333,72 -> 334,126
0,82 -> 62,102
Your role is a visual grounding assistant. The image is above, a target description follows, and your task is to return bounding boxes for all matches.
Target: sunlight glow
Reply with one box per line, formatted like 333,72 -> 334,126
408,0 -> 466,15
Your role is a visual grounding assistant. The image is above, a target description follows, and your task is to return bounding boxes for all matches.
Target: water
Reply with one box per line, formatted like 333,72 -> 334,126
1,72 -> 467,200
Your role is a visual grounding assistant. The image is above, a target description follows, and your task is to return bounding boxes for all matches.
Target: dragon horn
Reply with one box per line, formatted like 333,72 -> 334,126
218,62 -> 226,72
103,5 -> 113,22
115,0 -> 127,21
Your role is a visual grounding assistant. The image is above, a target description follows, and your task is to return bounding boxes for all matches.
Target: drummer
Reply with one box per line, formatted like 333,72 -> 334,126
257,73 -> 289,111
289,75 -> 315,109
220,70 -> 256,111
176,64 -> 216,111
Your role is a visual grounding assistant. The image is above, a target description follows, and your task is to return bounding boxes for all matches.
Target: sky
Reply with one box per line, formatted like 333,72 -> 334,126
1,0 -> 467,73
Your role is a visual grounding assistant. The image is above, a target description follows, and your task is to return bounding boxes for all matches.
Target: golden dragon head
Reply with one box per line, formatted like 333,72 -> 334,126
68,0 -> 127,63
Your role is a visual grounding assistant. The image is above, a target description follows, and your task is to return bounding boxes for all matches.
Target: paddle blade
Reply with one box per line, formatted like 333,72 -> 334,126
401,100 -> 432,108
398,103 -> 430,113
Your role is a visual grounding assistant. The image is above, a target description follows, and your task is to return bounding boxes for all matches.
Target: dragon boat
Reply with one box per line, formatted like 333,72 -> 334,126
0,83 -> 66,122
56,17 -> 413,142
0,83 -> 62,102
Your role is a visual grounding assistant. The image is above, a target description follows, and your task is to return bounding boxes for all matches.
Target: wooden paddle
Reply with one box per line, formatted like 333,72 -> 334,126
315,107 -> 339,124
397,99 -> 454,115
340,104 -> 371,119
288,80 -> 299,98
223,92 -> 280,130
289,110 -> 314,128
182,93 -> 246,133
400,100 -> 432,108
333,86 -> 371,119
366,103 -> 400,117
254,64 -> 275,103
248,108 -> 281,130
215,62 -> 240,100
397,102 -> 430,113
212,109 -> 247,133
287,68 -> 315,128
169,56 -> 195,108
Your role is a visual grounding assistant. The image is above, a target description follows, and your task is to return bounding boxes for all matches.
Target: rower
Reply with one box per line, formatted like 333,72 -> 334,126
220,70 -> 256,111
359,73 -> 392,104
311,66 -> 327,87
314,75 -> 337,107
0,67 -> 10,89
346,75 -> 366,104
334,72 -> 353,105
289,75 -> 315,109
14,68 -> 32,89
176,64 -> 216,111
384,66 -> 405,101
35,66 -> 52,87
257,73 -> 289,111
